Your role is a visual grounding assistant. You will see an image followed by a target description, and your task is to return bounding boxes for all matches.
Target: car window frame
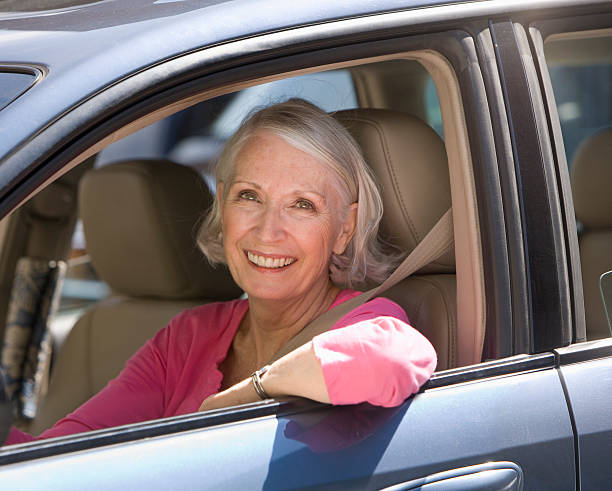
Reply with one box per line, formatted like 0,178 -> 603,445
0,6 -> 567,463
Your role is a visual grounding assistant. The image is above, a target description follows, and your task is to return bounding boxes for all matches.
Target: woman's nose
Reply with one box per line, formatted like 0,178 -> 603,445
255,205 -> 285,242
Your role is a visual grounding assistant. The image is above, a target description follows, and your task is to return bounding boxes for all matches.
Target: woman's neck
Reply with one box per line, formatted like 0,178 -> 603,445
242,281 -> 341,366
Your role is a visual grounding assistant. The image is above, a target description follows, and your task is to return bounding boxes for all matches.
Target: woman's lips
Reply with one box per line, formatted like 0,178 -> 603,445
246,251 -> 297,269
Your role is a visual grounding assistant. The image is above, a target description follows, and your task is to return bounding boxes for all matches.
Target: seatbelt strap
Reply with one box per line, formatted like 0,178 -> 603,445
269,207 -> 454,363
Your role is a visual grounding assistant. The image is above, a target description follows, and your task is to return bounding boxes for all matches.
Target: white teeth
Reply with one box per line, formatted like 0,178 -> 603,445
247,251 -> 295,269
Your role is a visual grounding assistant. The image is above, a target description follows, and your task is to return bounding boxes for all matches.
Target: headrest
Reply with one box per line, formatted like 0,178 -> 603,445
79,160 -> 241,300
335,109 -> 454,272
571,128 -> 612,229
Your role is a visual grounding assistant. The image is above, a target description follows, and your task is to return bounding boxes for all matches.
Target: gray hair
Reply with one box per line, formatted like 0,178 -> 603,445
198,98 -> 398,288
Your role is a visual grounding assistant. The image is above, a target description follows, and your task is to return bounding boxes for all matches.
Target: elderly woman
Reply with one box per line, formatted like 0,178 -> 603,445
6,99 -> 436,445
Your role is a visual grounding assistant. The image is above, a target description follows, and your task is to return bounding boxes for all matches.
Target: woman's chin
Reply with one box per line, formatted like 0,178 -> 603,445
242,281 -> 314,304
244,288 -> 297,303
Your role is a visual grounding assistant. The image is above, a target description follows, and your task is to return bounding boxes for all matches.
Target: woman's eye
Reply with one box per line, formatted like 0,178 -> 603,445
295,199 -> 314,210
238,190 -> 258,201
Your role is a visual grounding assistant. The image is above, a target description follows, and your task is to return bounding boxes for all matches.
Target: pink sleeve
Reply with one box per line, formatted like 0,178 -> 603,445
312,297 -> 437,407
4,322 -> 172,445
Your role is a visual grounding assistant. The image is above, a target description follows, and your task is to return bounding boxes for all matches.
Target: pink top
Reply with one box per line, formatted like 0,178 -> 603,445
6,290 -> 436,445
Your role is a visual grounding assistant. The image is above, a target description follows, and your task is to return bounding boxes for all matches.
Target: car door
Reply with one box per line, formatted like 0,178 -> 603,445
0,1 -> 579,489
527,7 -> 612,490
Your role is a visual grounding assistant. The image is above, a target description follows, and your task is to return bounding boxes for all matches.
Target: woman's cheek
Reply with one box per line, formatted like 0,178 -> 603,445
224,206 -> 257,234
293,217 -> 335,251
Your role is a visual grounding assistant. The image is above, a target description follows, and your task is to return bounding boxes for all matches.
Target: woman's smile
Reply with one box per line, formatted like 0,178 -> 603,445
245,250 -> 297,269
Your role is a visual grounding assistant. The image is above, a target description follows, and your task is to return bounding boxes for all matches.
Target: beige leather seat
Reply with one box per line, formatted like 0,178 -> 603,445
336,109 -> 457,369
571,128 -> 612,340
30,160 -> 241,434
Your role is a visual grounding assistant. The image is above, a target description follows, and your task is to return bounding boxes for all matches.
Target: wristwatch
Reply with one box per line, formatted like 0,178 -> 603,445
251,364 -> 271,400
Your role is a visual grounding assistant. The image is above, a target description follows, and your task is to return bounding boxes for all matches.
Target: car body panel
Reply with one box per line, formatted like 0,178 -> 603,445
0,368 -> 574,489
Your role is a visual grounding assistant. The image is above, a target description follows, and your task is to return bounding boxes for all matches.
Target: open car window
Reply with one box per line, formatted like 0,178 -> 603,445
0,51 -> 478,446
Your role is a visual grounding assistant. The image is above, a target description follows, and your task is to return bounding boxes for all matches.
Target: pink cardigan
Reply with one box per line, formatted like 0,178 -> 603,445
6,290 -> 436,445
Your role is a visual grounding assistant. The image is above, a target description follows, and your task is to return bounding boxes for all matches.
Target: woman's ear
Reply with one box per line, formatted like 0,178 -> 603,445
333,202 -> 358,255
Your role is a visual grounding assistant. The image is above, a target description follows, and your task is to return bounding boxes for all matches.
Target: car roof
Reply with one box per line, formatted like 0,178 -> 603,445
0,0 -> 452,69
0,0 -> 458,162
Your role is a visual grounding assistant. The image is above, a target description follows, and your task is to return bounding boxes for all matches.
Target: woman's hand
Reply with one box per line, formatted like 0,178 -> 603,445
198,341 -> 331,412
198,377 -> 258,411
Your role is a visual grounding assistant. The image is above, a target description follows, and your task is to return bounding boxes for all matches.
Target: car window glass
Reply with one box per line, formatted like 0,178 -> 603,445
424,77 -> 443,138
544,32 -> 612,340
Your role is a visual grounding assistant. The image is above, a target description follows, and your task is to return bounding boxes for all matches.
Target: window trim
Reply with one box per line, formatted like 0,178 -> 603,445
554,337 -> 612,365
473,25 -> 528,360
489,20 -> 573,353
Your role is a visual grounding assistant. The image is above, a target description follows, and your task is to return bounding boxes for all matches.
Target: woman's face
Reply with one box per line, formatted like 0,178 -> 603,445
220,130 -> 357,303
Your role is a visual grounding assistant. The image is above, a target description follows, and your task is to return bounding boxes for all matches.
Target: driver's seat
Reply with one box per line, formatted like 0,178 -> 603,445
335,109 -> 458,369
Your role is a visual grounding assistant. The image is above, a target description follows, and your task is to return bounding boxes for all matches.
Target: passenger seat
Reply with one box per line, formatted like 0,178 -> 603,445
571,128 -> 612,340
29,160 -> 241,434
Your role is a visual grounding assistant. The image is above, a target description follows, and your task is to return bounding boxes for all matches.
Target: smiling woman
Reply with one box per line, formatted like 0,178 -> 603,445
5,99 -> 437,445
200,98 -> 392,288
220,131 -> 355,307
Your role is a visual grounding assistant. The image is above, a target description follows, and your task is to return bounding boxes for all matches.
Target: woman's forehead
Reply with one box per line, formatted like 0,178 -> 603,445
232,132 -> 336,185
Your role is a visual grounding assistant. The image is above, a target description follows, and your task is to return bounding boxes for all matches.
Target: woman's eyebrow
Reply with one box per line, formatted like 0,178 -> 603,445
295,190 -> 327,201
232,180 -> 326,200
231,180 -> 261,189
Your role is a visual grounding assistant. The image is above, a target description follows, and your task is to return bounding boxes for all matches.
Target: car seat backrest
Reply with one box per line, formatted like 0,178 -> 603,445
335,109 -> 458,369
80,160 -> 240,300
29,160 -> 241,435
571,128 -> 612,340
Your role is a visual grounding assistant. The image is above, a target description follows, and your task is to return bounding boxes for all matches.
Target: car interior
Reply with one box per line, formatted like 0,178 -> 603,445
0,46 -> 559,440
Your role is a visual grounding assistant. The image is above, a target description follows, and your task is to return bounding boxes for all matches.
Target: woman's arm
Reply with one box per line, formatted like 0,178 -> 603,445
5,324 -> 171,445
199,307 -> 437,410
312,315 -> 437,407
198,341 -> 329,411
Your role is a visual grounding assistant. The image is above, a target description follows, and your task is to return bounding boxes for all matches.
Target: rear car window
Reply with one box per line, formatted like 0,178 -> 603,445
544,32 -> 612,340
